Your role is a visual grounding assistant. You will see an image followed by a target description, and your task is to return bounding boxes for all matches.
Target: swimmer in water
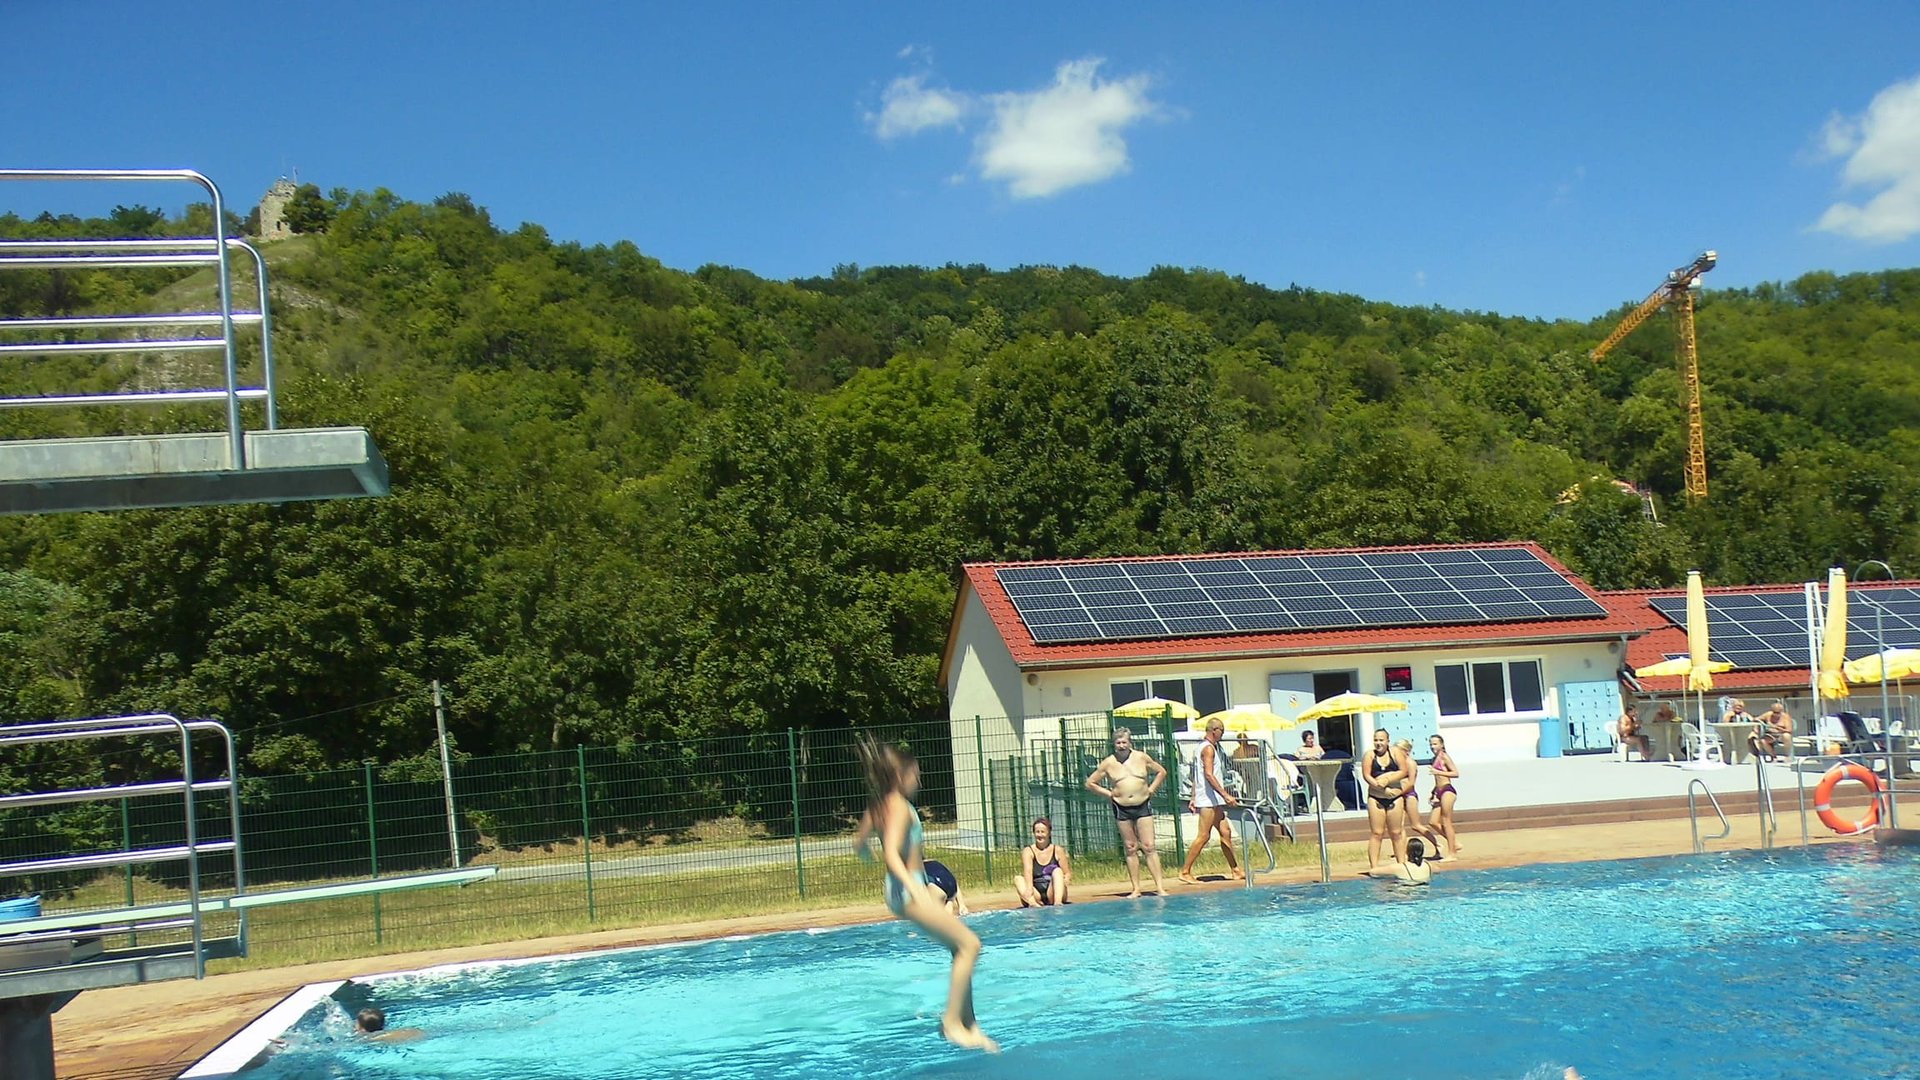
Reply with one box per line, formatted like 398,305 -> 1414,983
859,738 -> 998,1053
354,1007 -> 424,1044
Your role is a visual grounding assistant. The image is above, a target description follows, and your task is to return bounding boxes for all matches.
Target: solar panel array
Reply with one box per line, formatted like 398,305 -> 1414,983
1648,588 -> 1920,669
995,547 -> 1608,645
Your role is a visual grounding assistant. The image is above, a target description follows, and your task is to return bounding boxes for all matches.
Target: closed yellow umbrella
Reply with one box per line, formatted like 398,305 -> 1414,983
1844,648 -> 1920,684
1194,704 -> 1301,733
1292,692 -> 1409,725
1818,567 -> 1850,700
1684,570 -> 1718,692
1112,696 -> 1200,721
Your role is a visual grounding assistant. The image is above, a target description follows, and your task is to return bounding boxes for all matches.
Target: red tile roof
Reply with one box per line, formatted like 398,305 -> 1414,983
1609,580 -> 1920,695
941,542 -> 1648,679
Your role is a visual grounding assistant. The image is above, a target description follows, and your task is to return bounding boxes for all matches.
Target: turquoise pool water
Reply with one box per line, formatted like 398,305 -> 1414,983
247,845 -> 1920,1079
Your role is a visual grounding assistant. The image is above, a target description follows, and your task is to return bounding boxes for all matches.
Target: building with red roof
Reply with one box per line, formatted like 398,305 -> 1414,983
940,541 -> 1643,765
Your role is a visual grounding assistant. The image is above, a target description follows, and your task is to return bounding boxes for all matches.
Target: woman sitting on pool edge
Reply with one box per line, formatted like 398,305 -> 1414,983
859,739 -> 997,1052
1015,817 -> 1071,906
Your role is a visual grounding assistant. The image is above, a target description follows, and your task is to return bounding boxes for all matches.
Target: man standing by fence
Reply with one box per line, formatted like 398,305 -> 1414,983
1084,727 -> 1169,897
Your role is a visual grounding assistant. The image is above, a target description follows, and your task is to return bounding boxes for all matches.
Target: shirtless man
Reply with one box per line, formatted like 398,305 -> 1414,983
1751,700 -> 1794,762
1085,727 -> 1169,897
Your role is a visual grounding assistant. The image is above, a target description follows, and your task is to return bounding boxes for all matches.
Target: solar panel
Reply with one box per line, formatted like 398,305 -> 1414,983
1647,587 -> 1920,670
993,546 -> 1609,645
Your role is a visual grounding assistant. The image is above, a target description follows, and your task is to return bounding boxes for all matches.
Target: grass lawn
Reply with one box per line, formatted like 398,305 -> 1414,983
45,832 -> 1370,972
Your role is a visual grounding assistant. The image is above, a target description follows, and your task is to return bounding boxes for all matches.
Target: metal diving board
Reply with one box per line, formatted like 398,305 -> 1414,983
3,867 -> 499,937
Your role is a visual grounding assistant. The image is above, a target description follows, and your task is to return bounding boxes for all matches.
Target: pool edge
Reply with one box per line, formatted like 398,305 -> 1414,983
180,980 -> 344,1079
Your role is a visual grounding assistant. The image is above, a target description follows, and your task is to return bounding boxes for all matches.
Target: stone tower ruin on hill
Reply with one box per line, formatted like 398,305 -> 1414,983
256,178 -> 296,241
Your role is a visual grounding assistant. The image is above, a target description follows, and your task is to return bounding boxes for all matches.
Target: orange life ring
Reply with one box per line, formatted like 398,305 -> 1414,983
1814,763 -> 1882,836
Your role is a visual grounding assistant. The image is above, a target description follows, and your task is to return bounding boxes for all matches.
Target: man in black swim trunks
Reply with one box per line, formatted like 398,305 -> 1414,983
1085,727 -> 1169,897
923,859 -> 968,915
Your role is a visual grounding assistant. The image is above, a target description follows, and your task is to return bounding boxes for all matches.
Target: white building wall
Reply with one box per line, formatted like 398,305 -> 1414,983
957,638 -> 1621,762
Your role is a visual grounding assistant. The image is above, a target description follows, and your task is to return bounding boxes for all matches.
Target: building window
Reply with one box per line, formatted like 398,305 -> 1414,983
1110,675 -> 1229,717
1434,659 -> 1544,717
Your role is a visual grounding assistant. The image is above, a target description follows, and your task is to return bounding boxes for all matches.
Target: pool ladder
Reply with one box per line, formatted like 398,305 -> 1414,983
1235,798 -> 1284,887
1686,779 -> 1731,854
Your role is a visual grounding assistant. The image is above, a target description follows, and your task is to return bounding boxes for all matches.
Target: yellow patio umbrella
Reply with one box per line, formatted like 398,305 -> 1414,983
1632,657 -> 1733,679
1683,569 -> 1720,692
1818,566 -> 1850,700
1292,692 -> 1409,725
1843,648 -> 1920,684
1634,571 -> 1735,682
1112,696 -> 1200,721
1194,704 -> 1301,733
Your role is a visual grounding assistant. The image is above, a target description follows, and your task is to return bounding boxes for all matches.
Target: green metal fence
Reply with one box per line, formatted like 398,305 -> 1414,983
0,712 -> 1208,968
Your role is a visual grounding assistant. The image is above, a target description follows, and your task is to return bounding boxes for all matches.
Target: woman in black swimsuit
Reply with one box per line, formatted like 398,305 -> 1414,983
1361,728 -> 1411,871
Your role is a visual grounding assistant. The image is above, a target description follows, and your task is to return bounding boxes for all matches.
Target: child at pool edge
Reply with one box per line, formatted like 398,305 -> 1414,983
857,738 -> 998,1053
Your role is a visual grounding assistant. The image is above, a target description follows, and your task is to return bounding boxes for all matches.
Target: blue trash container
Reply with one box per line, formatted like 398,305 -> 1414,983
1538,715 -> 1564,758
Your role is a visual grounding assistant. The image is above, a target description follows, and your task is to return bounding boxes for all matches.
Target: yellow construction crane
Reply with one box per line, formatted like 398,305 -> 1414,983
1590,250 -> 1717,500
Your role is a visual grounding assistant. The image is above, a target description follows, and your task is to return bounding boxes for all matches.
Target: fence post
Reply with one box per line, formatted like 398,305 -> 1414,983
1058,718 -> 1077,851
364,762 -> 382,945
120,797 -> 135,945
1163,725 -> 1184,860
973,717 -> 993,886
1038,747 -> 1052,826
577,746 -> 596,921
787,728 -> 806,898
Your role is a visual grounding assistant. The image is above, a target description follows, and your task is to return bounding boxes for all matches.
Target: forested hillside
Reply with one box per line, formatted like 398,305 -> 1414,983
2,189 -> 1917,770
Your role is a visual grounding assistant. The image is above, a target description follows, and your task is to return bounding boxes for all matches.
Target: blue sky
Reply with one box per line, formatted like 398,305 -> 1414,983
8,3 -> 1920,320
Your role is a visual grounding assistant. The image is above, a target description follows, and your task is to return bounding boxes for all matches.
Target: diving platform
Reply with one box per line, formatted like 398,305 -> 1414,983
0,426 -> 390,514
0,168 -> 391,514
0,714 -> 491,1080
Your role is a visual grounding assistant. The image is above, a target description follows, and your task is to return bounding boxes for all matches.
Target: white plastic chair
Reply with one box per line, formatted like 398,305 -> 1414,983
1680,722 -> 1723,764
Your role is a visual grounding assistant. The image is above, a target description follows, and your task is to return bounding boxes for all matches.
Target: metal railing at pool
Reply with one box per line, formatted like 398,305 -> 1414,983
0,169 -> 281,464
0,714 -> 245,991
1686,779 -> 1731,854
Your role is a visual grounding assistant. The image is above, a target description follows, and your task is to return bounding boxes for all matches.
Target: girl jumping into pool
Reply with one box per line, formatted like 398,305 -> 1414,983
858,738 -> 998,1053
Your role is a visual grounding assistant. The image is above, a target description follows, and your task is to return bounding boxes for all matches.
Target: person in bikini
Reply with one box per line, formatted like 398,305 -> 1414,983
1395,738 -> 1441,853
1427,733 -> 1462,857
1178,717 -> 1243,884
856,739 -> 997,1052
1361,727 -> 1412,870
1084,727 -> 1168,897
1015,817 -> 1071,906
1363,835 -> 1431,884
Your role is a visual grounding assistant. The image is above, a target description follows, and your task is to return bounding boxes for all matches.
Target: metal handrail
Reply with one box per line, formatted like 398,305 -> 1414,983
0,169 -> 283,463
1792,749 -> 1914,839
1687,778 -> 1731,854
0,713 -> 245,976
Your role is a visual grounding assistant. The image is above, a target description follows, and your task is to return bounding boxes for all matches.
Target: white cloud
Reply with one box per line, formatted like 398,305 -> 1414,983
1814,73 -> 1920,243
869,74 -> 968,140
1414,270 -> 1428,289
975,59 -> 1158,199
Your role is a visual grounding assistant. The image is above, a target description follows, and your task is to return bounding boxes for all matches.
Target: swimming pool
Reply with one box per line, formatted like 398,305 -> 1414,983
233,844 -> 1920,1080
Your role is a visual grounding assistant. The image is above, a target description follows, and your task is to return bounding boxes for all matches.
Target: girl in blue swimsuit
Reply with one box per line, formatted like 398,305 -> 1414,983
859,740 -> 998,1053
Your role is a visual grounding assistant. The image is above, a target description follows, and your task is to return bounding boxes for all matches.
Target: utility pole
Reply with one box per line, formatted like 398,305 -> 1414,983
433,679 -> 461,867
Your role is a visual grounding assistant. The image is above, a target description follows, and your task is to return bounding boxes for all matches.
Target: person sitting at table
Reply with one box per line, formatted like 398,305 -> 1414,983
1296,730 -> 1326,760
1722,698 -> 1753,724
1750,701 -> 1794,762
1617,707 -> 1652,760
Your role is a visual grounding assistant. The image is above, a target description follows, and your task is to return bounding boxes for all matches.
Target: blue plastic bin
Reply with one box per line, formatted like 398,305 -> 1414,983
0,895 -> 41,922
1537,716 -> 1564,758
